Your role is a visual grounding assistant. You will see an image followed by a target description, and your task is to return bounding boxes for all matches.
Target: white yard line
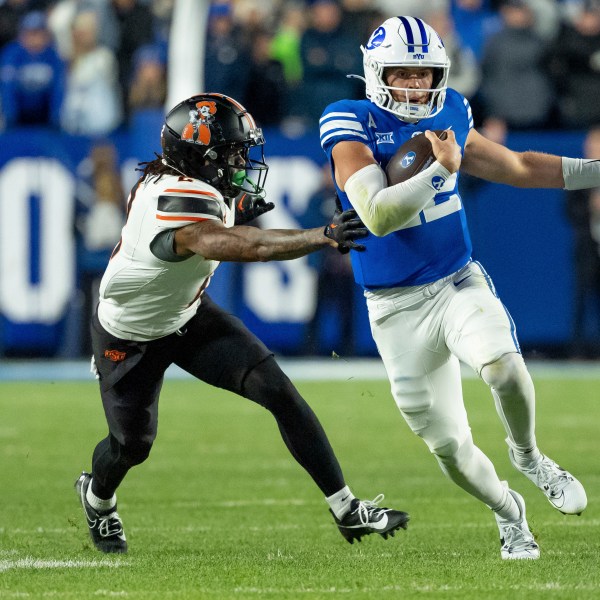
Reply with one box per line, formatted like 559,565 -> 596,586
0,556 -> 129,572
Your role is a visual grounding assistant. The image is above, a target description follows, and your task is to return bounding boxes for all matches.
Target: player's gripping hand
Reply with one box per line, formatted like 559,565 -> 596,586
324,208 -> 368,254
234,191 -> 275,225
425,129 -> 461,174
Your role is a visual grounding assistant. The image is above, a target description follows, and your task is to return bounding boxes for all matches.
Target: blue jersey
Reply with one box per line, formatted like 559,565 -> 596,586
320,88 -> 474,289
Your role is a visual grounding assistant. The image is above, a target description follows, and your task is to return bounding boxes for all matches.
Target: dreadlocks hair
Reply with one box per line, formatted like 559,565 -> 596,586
136,153 -> 179,182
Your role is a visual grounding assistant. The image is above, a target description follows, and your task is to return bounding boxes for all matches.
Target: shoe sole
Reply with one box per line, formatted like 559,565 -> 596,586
558,508 -> 583,516
339,513 -> 410,544
501,551 -> 540,560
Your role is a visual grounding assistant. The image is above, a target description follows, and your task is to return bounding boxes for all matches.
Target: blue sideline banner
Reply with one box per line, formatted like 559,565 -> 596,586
0,129 -> 85,355
0,121 -> 376,357
0,122 -> 584,357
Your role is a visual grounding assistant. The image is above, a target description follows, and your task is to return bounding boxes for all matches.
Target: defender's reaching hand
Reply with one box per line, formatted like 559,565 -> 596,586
324,208 -> 368,254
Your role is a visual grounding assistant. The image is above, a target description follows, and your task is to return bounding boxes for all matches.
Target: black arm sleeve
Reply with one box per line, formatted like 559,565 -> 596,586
149,229 -> 189,262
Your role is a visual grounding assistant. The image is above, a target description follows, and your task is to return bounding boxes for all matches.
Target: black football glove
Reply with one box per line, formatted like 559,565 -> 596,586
324,208 -> 368,254
234,191 -> 275,225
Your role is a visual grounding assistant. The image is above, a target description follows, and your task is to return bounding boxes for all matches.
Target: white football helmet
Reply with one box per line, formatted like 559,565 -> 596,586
361,16 -> 450,122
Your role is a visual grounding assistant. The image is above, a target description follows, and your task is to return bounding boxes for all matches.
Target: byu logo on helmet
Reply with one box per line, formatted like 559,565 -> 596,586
431,175 -> 446,190
360,16 -> 450,122
401,151 -> 416,168
366,26 -> 386,50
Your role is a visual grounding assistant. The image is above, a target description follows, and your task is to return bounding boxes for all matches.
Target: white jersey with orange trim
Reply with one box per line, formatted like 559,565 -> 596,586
98,173 -> 234,341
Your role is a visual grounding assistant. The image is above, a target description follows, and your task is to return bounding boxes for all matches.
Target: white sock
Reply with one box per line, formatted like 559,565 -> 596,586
326,485 -> 355,520
510,444 -> 542,469
86,480 -> 116,512
482,355 -> 540,468
492,485 -> 520,521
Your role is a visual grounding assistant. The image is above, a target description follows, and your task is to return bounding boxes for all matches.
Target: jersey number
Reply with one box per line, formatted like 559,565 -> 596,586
396,192 -> 462,230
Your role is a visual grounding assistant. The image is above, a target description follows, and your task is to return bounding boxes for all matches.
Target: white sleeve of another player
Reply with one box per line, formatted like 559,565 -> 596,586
562,157 -> 600,190
344,161 -> 451,237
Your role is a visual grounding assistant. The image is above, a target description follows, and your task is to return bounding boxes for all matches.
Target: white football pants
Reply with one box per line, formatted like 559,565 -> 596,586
366,260 -> 536,510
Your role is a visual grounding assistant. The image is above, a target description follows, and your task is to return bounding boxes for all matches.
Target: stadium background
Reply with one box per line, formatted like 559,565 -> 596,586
0,0 -> 597,361
2,3 -> 600,595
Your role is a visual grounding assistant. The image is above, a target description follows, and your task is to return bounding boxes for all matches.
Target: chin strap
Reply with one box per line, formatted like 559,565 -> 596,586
347,73 -> 366,83
161,157 -> 189,179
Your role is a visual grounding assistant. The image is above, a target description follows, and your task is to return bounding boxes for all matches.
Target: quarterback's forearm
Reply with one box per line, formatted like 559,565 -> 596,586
495,153 -> 600,190
463,129 -> 564,187
345,162 -> 451,236
176,223 -> 335,262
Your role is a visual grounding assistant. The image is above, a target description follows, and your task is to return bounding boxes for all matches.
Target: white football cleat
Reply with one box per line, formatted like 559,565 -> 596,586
495,488 -> 540,560
508,447 -> 587,515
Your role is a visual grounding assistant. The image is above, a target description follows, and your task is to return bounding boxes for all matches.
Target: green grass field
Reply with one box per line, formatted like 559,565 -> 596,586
1,375 -> 599,599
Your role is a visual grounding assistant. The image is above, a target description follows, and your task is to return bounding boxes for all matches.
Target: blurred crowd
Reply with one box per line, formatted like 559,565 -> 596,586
2,0 -> 600,136
3,0 -> 600,358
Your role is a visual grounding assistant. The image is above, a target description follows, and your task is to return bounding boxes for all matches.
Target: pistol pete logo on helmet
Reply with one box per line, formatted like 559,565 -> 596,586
181,101 -> 218,145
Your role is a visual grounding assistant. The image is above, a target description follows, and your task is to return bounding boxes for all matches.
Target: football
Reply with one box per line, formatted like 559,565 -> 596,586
385,130 -> 448,185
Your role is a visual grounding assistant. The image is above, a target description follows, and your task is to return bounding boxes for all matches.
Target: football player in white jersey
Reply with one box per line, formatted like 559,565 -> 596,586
319,16 -> 596,559
75,93 -> 410,554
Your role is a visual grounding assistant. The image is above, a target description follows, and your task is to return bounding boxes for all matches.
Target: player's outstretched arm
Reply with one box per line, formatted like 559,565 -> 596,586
460,128 -> 600,191
174,210 -> 367,262
175,220 -> 332,261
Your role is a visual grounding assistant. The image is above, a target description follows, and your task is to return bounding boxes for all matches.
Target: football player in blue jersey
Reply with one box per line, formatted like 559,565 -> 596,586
319,16 -> 596,560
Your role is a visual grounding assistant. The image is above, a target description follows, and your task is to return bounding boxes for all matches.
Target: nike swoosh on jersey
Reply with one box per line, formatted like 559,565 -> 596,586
454,274 -> 472,286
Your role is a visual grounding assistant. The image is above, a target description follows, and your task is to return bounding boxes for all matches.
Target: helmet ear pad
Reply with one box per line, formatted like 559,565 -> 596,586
160,126 -> 211,181
162,127 -> 231,191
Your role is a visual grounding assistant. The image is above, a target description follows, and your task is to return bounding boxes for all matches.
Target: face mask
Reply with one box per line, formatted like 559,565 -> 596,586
231,169 -> 263,196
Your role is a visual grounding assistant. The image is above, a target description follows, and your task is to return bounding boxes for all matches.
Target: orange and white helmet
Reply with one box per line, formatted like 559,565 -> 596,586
161,93 -> 268,197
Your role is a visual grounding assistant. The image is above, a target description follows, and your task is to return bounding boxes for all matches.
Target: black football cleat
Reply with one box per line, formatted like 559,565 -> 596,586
331,494 -> 409,544
75,471 -> 127,554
